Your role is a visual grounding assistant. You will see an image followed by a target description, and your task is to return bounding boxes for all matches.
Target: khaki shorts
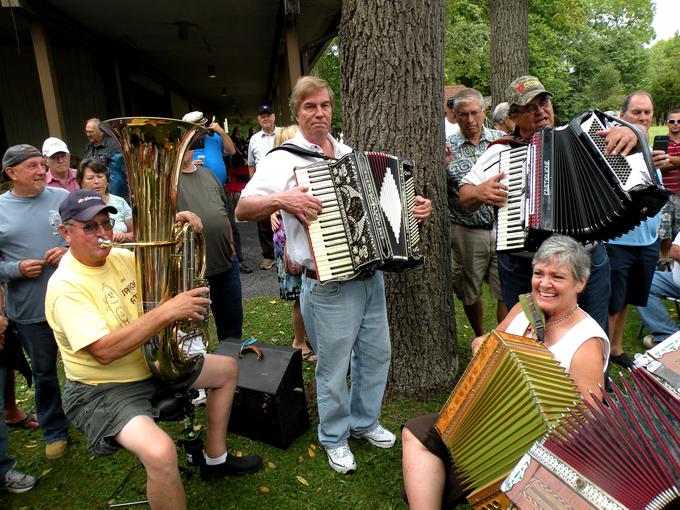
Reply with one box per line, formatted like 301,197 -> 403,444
450,224 -> 501,305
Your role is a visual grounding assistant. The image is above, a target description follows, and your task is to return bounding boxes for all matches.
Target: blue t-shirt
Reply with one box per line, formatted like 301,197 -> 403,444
193,133 -> 227,184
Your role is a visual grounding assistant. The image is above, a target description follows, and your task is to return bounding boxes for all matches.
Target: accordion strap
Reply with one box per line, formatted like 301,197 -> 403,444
267,144 -> 337,161
519,293 -> 545,343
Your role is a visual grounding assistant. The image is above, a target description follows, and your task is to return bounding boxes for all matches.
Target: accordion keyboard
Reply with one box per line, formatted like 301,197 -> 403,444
295,164 -> 356,282
493,147 -> 528,251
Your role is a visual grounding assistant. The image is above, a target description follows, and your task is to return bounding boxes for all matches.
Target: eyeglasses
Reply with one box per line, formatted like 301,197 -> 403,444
516,97 -> 552,115
67,219 -> 115,235
668,119 -> 680,125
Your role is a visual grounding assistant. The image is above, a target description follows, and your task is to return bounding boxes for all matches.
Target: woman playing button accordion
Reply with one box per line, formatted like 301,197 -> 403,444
401,234 -> 610,510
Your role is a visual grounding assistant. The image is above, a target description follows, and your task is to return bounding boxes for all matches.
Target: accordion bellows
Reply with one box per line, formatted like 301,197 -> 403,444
435,330 -> 580,509
502,367 -> 680,509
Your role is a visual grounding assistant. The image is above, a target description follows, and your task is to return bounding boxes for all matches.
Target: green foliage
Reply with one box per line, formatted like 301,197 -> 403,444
312,41 -> 343,137
649,35 -> 680,120
445,0 -> 491,93
580,63 -> 626,113
443,0 -> 656,119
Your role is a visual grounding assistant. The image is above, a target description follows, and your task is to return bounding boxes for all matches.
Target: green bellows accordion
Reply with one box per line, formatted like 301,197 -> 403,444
435,330 -> 580,509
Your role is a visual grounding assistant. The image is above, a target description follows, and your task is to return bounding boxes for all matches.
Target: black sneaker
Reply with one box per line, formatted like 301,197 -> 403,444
2,468 -> 37,494
200,454 -> 262,481
609,352 -> 634,369
239,262 -> 253,274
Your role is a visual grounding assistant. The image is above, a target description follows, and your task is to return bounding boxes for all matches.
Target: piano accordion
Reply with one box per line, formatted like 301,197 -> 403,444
487,110 -> 669,252
294,151 -> 423,283
434,330 -> 580,509
502,367 -> 680,510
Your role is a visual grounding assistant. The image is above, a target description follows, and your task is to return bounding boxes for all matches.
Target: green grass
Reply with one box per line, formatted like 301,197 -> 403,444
649,124 -> 669,140
4,291 -> 659,509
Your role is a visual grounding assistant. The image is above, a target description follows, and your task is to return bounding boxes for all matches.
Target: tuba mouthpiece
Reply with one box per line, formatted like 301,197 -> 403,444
97,237 -> 113,248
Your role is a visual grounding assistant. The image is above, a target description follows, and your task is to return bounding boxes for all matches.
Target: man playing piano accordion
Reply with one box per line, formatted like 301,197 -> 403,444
458,75 -> 641,334
236,76 -> 432,474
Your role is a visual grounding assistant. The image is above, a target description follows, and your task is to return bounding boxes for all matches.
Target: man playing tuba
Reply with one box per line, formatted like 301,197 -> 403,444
45,189 -> 261,510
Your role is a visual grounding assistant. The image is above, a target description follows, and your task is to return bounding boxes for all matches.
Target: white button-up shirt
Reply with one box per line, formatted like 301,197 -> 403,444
247,128 -> 281,169
240,131 -> 352,269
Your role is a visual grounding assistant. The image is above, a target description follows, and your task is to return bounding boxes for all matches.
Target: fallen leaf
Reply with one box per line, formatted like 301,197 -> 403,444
307,447 -> 315,458
268,300 -> 276,304
40,468 -> 53,477
193,424 -> 203,432
234,451 -> 242,457
25,441 -> 37,449
266,461 -> 277,469
259,486 -> 269,493
310,444 -> 317,450
296,475 -> 309,486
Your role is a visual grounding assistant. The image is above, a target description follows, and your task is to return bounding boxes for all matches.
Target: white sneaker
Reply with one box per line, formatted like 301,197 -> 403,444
326,444 -> 356,474
352,424 -> 396,449
191,388 -> 207,406
642,335 -> 658,349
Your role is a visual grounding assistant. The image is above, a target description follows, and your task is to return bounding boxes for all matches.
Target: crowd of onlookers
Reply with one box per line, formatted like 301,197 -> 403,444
1,75 -> 678,507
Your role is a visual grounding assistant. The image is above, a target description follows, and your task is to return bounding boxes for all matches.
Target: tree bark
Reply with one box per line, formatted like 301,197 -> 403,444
488,0 -> 528,107
339,0 -> 458,398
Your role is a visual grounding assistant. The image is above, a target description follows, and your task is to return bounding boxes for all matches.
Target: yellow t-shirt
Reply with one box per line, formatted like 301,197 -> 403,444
45,248 -> 152,385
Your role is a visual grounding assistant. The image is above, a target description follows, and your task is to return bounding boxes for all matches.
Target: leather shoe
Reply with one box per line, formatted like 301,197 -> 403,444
609,352 -> 634,369
45,439 -> 68,460
200,453 -> 262,481
259,258 -> 275,270
239,262 -> 253,274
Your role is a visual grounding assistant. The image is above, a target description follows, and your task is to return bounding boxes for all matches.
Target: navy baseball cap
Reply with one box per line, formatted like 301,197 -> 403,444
258,104 -> 273,115
59,189 -> 117,223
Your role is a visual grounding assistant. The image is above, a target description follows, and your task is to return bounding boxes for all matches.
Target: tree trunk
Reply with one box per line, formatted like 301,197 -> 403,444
488,0 -> 528,107
339,0 -> 458,398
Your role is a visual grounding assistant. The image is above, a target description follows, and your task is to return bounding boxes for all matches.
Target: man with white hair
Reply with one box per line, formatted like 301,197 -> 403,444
42,137 -> 79,192
491,102 -> 514,134
446,88 -> 505,336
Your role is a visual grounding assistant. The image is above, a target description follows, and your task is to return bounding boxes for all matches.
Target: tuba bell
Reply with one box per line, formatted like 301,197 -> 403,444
100,117 -> 209,383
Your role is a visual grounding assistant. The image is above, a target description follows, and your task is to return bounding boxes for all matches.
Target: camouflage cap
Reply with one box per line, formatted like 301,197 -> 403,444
506,76 -> 553,106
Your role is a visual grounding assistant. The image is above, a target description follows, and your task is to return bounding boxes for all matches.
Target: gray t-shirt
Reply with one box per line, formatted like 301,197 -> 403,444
176,167 -> 234,276
0,187 -> 69,323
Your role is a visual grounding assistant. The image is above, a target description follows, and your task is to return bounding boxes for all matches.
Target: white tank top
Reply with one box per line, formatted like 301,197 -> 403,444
505,312 -> 610,373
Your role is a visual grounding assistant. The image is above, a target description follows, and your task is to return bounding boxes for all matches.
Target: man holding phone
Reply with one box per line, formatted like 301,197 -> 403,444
657,110 -> 680,252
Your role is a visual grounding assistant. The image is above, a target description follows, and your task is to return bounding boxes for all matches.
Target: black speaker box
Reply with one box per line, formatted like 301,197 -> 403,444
214,340 -> 310,448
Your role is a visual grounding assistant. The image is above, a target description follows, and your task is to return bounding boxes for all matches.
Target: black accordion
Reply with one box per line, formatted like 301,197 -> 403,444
486,110 -> 669,252
294,151 -> 423,283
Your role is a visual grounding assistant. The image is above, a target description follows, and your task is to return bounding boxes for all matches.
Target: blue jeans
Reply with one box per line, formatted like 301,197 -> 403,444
207,257 -> 243,341
14,321 -> 70,443
300,272 -> 391,448
636,271 -> 680,342
498,243 -> 610,333
0,365 -> 13,477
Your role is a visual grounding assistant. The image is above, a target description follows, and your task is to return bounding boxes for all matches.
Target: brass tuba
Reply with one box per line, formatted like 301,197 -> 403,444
100,117 -> 209,383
